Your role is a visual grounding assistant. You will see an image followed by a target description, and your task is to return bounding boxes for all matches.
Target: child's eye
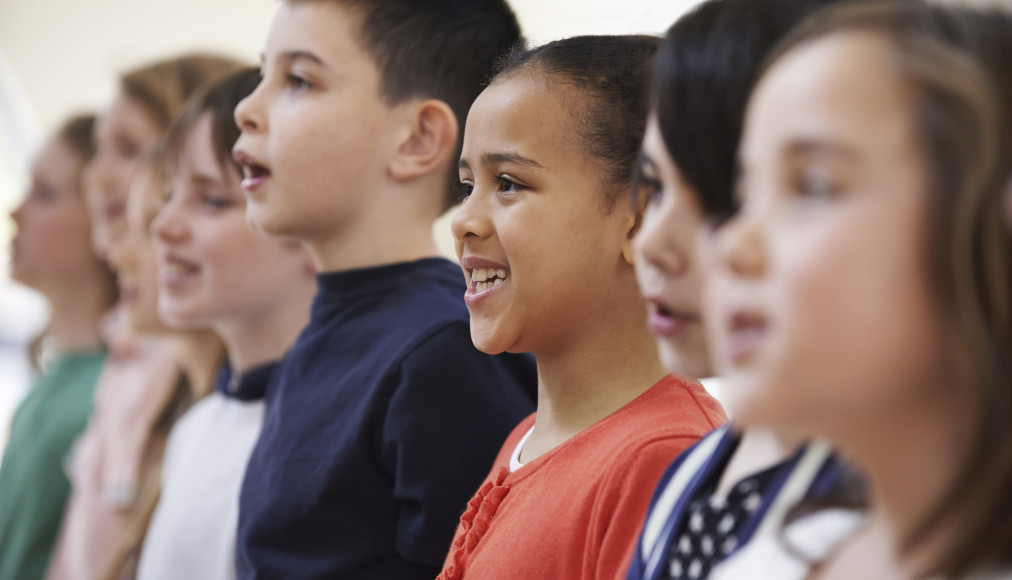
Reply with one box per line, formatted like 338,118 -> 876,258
796,167 -> 838,200
495,175 -> 523,194
456,181 -> 474,202
30,184 -> 57,204
640,179 -> 664,208
285,74 -> 312,91
116,137 -> 141,161
203,194 -> 235,210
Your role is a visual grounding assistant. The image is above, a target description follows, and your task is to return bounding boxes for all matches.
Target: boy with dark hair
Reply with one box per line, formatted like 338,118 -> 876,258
231,1 -> 536,578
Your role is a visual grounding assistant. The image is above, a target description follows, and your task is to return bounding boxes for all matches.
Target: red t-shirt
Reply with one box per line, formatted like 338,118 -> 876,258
438,374 -> 727,580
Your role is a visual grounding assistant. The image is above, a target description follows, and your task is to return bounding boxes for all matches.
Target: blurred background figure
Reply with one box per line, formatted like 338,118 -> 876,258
44,54 -> 240,580
0,114 -> 116,580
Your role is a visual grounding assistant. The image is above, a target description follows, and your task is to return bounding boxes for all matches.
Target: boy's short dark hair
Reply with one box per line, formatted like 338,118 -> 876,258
293,0 -> 523,211
652,0 -> 843,223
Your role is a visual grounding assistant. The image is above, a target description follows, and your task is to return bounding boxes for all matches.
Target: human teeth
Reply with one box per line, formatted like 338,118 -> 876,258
470,267 -> 508,285
493,278 -> 502,287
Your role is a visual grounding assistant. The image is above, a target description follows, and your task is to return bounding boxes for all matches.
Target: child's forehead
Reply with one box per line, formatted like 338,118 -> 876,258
265,1 -> 369,67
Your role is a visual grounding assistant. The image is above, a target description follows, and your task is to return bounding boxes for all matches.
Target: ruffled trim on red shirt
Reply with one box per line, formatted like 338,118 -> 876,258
438,466 -> 512,580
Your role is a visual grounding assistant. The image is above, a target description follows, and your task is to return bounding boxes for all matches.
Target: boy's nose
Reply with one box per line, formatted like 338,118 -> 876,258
234,87 -> 264,133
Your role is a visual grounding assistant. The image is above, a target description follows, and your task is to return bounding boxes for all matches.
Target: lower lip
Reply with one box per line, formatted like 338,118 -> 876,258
241,175 -> 268,194
649,311 -> 696,337
464,279 -> 506,307
726,326 -> 766,364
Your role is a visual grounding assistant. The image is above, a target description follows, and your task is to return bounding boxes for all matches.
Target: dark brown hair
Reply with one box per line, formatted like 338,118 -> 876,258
492,35 -> 661,211
649,0 -> 846,223
767,1 -> 1012,576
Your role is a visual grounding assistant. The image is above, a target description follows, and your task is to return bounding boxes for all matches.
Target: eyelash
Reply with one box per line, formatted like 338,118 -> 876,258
456,175 -> 525,202
494,174 -> 523,193
285,73 -> 311,91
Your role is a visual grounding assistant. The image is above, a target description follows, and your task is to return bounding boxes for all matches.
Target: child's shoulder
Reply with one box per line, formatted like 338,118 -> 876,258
578,376 -> 727,469
612,376 -> 726,438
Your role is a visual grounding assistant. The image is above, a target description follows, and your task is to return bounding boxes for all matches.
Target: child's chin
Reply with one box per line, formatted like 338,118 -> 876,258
469,329 -> 510,356
245,203 -> 290,239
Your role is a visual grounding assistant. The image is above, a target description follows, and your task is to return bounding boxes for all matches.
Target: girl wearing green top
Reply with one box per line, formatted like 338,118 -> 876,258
0,115 -> 117,580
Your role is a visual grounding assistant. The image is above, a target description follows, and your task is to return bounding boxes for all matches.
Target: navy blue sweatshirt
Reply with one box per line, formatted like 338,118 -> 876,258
236,258 -> 537,579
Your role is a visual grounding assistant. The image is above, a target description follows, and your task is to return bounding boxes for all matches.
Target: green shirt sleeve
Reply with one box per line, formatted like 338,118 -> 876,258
0,350 -> 105,580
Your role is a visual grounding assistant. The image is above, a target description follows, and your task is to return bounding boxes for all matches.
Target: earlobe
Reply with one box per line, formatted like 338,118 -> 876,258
389,100 -> 458,181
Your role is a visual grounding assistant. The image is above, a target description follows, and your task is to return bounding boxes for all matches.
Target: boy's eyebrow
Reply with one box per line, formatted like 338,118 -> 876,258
272,50 -> 326,67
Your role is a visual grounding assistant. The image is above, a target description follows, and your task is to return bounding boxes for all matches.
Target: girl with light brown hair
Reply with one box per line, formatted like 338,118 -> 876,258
704,2 -> 1012,578
46,53 -> 242,580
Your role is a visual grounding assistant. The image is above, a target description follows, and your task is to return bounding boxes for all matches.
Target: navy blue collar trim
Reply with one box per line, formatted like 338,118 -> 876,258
313,258 -> 457,305
215,360 -> 277,401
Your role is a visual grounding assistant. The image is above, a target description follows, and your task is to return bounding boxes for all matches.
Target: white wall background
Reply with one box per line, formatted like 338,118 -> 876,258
0,0 -> 709,447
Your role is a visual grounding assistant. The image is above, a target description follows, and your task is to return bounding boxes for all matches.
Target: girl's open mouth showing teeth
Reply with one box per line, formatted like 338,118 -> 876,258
470,267 -> 508,293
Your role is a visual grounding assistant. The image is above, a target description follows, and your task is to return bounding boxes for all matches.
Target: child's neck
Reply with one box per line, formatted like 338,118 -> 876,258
716,427 -> 802,497
45,272 -> 111,354
310,224 -> 441,273
519,298 -> 667,463
308,180 -> 445,273
820,379 -> 972,578
218,284 -> 314,374
173,330 -> 223,399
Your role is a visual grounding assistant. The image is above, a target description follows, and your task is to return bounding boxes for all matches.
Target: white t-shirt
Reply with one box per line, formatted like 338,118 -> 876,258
136,391 -> 265,580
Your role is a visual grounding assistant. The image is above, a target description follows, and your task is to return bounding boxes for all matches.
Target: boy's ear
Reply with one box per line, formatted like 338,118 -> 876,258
389,99 -> 459,181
